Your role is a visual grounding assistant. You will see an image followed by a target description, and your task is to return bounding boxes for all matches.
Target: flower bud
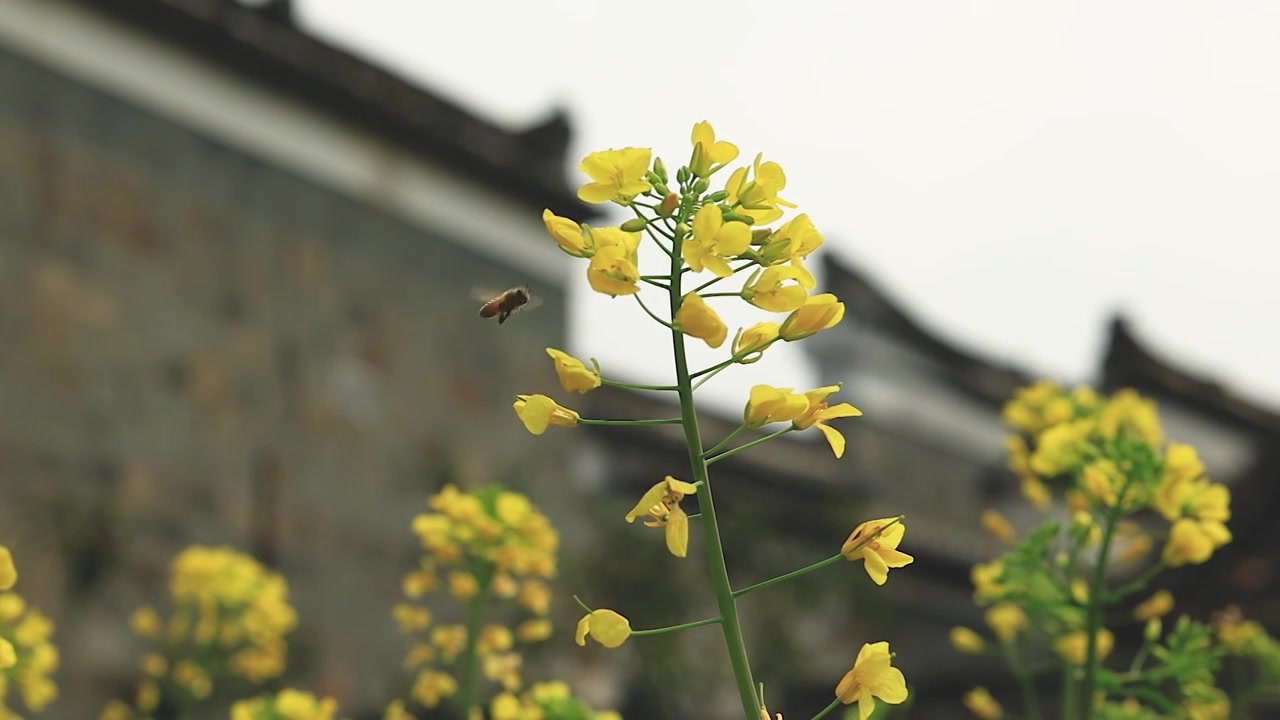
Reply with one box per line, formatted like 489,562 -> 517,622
619,217 -> 648,233
653,157 -> 668,183
676,167 -> 690,185
723,212 -> 756,225
658,192 -> 679,217
705,190 -> 729,203
691,178 -> 710,195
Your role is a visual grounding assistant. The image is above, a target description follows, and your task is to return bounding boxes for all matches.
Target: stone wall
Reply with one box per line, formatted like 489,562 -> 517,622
0,48 -> 583,719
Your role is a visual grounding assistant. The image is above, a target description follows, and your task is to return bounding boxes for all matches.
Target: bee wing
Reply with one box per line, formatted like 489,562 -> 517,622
523,294 -> 544,311
471,286 -> 506,303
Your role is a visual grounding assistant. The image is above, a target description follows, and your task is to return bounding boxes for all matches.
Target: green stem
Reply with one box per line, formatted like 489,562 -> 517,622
1079,477 -> 1135,719
631,616 -> 722,636
733,554 -> 842,598
1103,561 -> 1166,602
809,698 -> 842,720
578,417 -> 684,426
669,214 -> 759,720
1006,637 -> 1042,720
699,291 -> 744,299
641,277 -> 671,291
705,426 -> 794,465
458,589 -> 487,716
634,293 -> 674,329
691,262 -> 754,294
703,425 -> 747,458
1062,661 -> 1077,720
602,378 -> 679,392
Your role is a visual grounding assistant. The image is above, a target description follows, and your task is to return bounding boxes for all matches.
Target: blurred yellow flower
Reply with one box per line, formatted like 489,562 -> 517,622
0,547 -> 16,590
674,292 -> 728,349
793,385 -> 862,459
1029,419 -> 1094,477
779,293 -> 844,341
1134,590 -> 1174,621
383,699 -> 416,720
1163,517 -> 1231,566
841,517 -> 914,585
985,603 -> 1026,643
689,121 -> 739,178
1020,476 -> 1051,511
575,609 -> 631,649
447,571 -> 480,601
516,618 -> 553,642
980,509 -> 1016,544
963,687 -> 1003,720
1054,629 -> 1114,664
411,669 -> 458,708
513,394 -> 580,435
546,348 -> 602,393
834,641 -> 909,720
971,560 -> 1006,602
949,626 -> 985,654
1098,388 -> 1162,446
577,147 -> 652,204
1081,458 -> 1125,507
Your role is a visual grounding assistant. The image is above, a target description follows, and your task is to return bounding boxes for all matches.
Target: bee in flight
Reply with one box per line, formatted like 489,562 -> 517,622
475,285 -> 542,325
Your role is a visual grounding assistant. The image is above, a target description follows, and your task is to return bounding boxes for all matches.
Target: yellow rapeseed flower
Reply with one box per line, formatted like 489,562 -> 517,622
383,699 -> 416,720
516,618 -> 552,642
575,609 -> 632,649
625,476 -> 698,557
1020,476 -> 1051,511
585,228 -> 642,296
833,641 -> 909,720
542,209 -> 591,258
779,293 -> 844,340
545,348 -> 601,393
512,394 -> 580,435
447,570 -> 480,601
724,153 -> 796,225
793,385 -> 863,458
741,266 -> 809,312
0,547 -> 16,590
971,560 -> 1006,602
980,509 -> 1017,544
674,292 -> 728,349
411,669 -> 458,708
577,147 -> 652,204
1001,380 -> 1071,434
1054,629 -> 1114,664
1163,517 -> 1231,566
985,602 -> 1026,643
1029,419 -> 1094,476
759,213 -> 823,267
949,626 -> 985,654
1098,388 -> 1162,446
689,121 -> 739,178
963,687 -> 1004,720
732,322 -> 780,363
684,204 -> 751,277
1134,590 -> 1174,621
841,517 -> 914,585
743,385 -> 810,428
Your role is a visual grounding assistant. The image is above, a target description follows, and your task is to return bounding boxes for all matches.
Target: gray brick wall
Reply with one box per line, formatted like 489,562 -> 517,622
0,48 -> 582,718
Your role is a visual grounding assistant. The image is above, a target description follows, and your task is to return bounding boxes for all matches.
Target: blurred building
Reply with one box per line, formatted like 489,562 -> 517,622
0,0 -> 600,717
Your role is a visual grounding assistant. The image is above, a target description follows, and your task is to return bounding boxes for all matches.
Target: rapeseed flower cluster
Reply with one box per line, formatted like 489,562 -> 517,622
395,485 -> 617,720
102,545 -> 297,718
948,381 -> 1280,718
0,547 -> 59,716
520,122 -> 909,720
230,688 -> 341,720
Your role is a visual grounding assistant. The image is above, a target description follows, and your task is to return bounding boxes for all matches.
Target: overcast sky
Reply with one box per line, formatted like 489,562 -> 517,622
296,0 -> 1280,417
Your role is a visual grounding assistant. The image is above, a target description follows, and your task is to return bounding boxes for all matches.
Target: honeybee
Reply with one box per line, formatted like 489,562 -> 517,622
474,286 -> 542,325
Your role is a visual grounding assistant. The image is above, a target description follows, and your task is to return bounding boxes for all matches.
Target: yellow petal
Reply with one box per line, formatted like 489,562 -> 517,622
857,690 -> 876,720
574,615 -> 591,647
878,548 -> 915,569
863,551 -> 889,585
815,422 -> 847,459
665,476 -> 698,496
867,667 -> 908,705
625,480 -> 671,523
665,506 -> 689,558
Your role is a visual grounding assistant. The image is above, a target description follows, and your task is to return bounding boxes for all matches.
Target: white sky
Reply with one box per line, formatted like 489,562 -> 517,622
296,0 -> 1280,417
